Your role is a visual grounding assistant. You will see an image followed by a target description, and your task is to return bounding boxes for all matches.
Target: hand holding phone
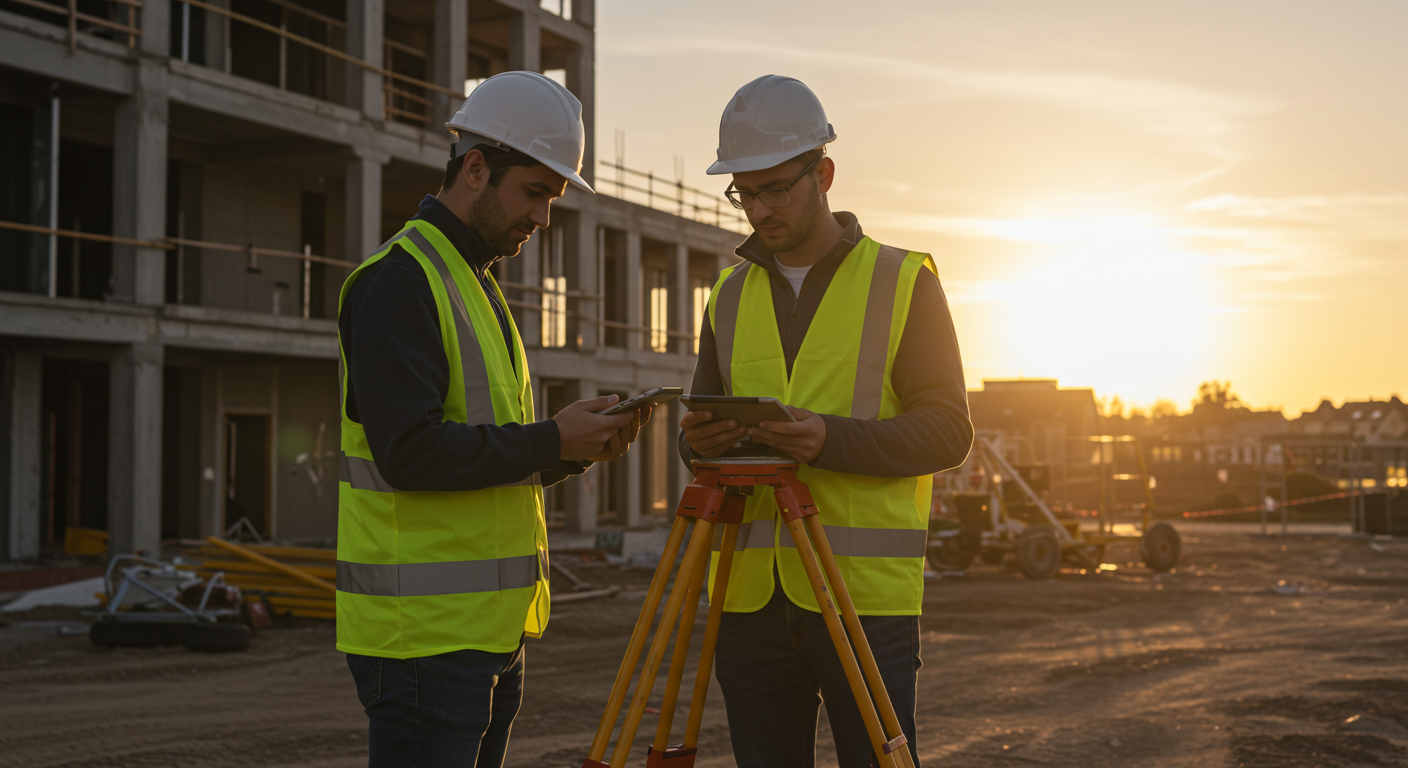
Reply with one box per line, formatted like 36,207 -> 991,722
600,387 -> 682,415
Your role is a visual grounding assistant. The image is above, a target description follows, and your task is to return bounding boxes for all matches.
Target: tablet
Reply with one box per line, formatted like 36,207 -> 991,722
599,387 -> 683,415
679,394 -> 796,426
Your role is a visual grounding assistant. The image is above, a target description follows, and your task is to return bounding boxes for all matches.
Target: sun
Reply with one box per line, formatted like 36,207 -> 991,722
990,214 -> 1214,406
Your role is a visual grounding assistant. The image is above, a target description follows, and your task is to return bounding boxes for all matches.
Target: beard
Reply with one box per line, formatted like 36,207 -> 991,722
466,185 -> 534,256
753,185 -> 823,254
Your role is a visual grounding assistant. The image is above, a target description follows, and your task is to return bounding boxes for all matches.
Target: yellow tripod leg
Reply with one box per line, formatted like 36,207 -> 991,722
682,522 -> 738,748
805,516 -> 918,768
608,519 -> 716,768
650,529 -> 712,753
783,517 -> 900,768
584,516 -> 690,765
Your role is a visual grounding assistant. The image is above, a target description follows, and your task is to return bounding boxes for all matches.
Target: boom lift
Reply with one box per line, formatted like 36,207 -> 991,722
927,433 -> 1180,578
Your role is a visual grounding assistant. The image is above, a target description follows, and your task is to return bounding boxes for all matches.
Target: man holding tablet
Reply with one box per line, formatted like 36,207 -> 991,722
679,75 -> 974,767
337,73 -> 648,767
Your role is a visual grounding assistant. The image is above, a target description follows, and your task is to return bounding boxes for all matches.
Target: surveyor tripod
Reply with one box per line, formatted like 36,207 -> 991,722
582,458 -> 917,768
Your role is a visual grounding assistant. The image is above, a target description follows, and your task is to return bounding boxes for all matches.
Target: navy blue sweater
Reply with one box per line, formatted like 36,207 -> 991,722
338,195 -> 588,491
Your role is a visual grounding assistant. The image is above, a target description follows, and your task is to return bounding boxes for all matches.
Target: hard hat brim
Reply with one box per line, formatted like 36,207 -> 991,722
543,160 -> 595,195
448,127 -> 594,194
705,147 -> 818,176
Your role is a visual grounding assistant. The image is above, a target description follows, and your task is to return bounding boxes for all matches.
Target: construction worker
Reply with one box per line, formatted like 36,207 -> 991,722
681,75 -> 974,768
336,72 -> 647,767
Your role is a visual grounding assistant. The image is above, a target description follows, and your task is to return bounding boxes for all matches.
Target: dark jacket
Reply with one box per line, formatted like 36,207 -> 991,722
679,212 -> 973,476
339,195 -> 589,491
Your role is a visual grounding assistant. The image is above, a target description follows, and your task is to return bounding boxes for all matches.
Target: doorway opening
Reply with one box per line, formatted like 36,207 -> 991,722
223,413 -> 271,539
39,360 -> 110,549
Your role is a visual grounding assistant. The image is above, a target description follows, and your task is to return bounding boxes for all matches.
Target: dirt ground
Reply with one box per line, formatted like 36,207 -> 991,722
1,524 -> 1406,768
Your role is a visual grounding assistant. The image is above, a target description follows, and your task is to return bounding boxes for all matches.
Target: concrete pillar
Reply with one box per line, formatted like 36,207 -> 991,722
509,8 -> 541,72
203,0 -> 229,72
111,61 -> 169,306
6,353 -> 42,560
565,377 -> 600,533
519,232 -> 541,347
346,0 -> 385,120
565,40 -> 595,187
575,209 -> 599,351
625,230 -> 642,351
198,365 -> 220,538
138,0 -> 169,55
345,152 -> 385,262
673,242 -> 689,356
433,0 -> 468,124
29,86 -> 57,297
675,399 -> 694,499
109,343 -> 164,555
573,0 -> 596,28
666,229 -> 693,497
625,430 -> 641,528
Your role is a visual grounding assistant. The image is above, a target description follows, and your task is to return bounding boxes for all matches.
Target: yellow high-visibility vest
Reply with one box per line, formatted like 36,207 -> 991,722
335,219 -> 550,659
707,237 -> 936,615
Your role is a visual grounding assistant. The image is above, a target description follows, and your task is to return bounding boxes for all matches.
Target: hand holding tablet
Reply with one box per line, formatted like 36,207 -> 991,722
679,395 -> 824,462
678,395 -> 796,426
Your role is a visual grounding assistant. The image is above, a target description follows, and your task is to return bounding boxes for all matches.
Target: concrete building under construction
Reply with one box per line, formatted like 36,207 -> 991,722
0,0 -> 744,561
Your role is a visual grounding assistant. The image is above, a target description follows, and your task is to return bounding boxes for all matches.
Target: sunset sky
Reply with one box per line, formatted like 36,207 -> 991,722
593,0 -> 1408,416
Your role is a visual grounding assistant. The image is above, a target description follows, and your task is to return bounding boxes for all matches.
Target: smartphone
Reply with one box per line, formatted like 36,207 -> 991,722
678,395 -> 796,426
600,387 -> 683,415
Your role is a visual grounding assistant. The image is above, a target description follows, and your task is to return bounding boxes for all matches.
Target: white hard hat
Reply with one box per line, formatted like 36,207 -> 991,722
706,75 -> 836,176
446,71 -> 593,193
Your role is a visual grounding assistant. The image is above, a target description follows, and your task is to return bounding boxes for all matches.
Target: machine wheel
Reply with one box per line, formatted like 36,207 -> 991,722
979,549 -> 1007,566
1141,522 -> 1181,572
182,622 -> 251,653
927,545 -> 975,572
927,534 -> 978,571
1015,526 -> 1062,580
90,620 -> 178,648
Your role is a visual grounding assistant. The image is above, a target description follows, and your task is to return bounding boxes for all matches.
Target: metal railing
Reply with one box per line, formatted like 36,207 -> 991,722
598,160 -> 750,234
7,0 -> 142,52
496,279 -> 699,351
0,218 -> 349,319
0,218 -> 703,349
382,38 -> 431,127
177,0 -> 459,120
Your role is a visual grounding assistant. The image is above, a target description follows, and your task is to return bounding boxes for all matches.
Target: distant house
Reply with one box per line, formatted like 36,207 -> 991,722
1294,397 -> 1408,443
966,379 -> 1100,465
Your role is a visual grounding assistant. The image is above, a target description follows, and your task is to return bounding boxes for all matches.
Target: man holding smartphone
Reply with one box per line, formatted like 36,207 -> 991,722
680,75 -> 974,768
337,72 -> 648,767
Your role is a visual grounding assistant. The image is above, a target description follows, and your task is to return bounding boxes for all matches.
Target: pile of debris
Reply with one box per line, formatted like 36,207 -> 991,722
183,537 -> 335,620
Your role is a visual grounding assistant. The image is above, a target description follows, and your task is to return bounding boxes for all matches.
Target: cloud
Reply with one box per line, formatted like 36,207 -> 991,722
608,33 -> 1277,158
1185,193 -> 1408,223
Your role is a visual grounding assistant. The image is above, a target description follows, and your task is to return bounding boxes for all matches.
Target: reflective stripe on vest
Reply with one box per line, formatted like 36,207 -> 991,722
337,555 -> 540,597
404,227 -> 498,426
712,518 -> 927,559
712,261 -> 751,397
851,245 -> 907,420
711,518 -> 775,552
339,452 -> 540,492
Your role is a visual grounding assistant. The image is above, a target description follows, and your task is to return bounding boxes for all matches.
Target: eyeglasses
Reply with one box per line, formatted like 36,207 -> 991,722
724,156 -> 821,210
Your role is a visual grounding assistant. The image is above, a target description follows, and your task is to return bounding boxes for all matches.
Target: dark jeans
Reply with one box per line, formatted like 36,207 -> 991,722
347,643 -> 525,768
714,585 -> 921,768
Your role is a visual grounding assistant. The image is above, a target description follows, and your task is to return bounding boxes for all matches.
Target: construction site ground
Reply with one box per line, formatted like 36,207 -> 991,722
1,523 -> 1406,768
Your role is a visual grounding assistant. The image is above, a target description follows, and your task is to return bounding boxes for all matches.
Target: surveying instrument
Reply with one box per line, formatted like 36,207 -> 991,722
581,456 -> 917,768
